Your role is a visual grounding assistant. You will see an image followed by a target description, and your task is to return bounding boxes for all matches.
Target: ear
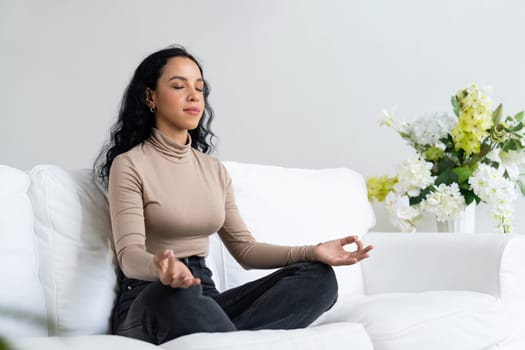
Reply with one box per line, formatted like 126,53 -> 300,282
145,87 -> 156,106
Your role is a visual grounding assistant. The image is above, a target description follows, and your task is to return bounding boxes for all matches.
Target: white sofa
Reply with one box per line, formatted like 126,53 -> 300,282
1,161 -> 524,350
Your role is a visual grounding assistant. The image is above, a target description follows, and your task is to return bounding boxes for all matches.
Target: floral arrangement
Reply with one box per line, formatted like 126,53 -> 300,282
367,84 -> 525,233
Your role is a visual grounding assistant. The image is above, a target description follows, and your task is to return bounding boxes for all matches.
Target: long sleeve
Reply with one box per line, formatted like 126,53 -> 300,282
217,165 -> 318,269
108,155 -> 158,281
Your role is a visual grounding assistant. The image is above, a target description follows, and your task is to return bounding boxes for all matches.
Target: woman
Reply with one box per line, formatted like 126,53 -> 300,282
94,45 -> 373,345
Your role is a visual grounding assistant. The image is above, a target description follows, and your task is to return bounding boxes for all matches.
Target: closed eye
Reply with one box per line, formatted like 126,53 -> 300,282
172,86 -> 203,92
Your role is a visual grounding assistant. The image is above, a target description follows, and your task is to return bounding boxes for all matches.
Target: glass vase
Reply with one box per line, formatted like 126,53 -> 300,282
436,203 -> 476,233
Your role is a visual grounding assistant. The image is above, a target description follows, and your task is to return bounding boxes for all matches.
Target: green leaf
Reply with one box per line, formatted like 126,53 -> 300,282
488,160 -> 499,168
515,111 -> 524,122
462,190 -> 475,205
440,134 -> 455,147
517,179 -> 525,196
508,139 -> 521,151
451,96 -> 460,117
453,166 -> 473,183
435,168 -> 458,186
492,103 -> 503,124
510,123 -> 523,132
409,186 -> 432,205
461,189 -> 480,205
399,132 -> 411,139
437,157 -> 456,173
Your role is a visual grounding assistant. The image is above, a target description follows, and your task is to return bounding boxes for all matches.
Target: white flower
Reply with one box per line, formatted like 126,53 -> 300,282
385,191 -> 420,232
379,106 -> 408,134
469,163 -> 519,232
500,150 -> 525,180
486,149 -> 522,179
492,200 -> 514,233
405,113 -> 457,146
469,164 -> 511,202
422,183 -> 466,222
394,156 -> 435,197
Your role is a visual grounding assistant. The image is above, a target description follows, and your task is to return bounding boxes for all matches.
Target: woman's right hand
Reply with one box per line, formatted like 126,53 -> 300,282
153,249 -> 201,288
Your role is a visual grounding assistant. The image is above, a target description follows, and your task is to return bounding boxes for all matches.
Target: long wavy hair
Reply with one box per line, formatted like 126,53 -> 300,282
93,45 -> 216,189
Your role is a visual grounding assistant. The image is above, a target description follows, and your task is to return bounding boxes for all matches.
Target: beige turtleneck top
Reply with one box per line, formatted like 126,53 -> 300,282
108,128 -> 317,281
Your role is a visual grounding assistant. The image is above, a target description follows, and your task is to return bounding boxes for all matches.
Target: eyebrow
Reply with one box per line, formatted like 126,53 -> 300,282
168,75 -> 204,83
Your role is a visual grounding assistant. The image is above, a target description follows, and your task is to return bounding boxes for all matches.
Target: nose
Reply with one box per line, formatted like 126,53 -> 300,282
187,86 -> 200,102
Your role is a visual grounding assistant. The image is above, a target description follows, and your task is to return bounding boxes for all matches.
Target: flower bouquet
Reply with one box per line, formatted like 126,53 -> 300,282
367,84 -> 525,233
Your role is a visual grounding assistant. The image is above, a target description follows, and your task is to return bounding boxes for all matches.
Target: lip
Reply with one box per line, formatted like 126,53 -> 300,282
183,107 -> 201,116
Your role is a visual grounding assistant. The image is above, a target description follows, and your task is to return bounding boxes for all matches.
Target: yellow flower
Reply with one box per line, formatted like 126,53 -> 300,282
366,176 -> 398,202
451,84 -> 493,155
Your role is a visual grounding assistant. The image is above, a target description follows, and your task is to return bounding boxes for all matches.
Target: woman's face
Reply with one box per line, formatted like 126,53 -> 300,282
148,56 -> 205,135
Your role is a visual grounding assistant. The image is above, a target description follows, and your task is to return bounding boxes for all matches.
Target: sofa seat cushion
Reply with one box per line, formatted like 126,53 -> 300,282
161,322 -> 373,350
318,291 -> 510,350
8,335 -> 159,350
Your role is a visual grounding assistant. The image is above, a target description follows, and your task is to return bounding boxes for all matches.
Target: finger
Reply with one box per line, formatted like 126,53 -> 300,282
362,245 -> 374,253
354,246 -> 374,261
179,277 -> 193,288
355,239 -> 364,252
171,273 -> 189,288
333,253 -> 358,266
166,255 -> 177,281
354,245 -> 372,257
155,249 -> 173,265
179,276 -> 200,288
341,256 -> 358,265
339,235 -> 358,246
156,260 -> 168,274
355,252 -> 370,261
356,245 -> 373,256
163,249 -> 174,258
186,277 -> 201,287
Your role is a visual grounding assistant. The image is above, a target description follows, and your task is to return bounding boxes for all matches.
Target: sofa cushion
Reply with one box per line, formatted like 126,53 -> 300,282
323,291 -> 510,350
219,161 -> 374,296
0,165 -> 47,337
9,334 -> 159,350
161,322 -> 373,350
28,165 -> 116,336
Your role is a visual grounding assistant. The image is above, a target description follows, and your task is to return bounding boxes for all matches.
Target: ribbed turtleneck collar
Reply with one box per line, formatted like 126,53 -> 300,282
147,128 -> 192,163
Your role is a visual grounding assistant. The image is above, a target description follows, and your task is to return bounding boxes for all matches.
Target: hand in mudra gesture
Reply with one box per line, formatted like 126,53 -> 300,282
315,235 -> 373,266
153,249 -> 201,288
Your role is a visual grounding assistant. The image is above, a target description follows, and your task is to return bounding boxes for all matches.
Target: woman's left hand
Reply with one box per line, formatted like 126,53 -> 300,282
314,235 -> 373,266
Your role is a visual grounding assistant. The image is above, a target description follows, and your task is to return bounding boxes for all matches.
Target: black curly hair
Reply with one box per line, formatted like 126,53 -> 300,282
93,45 -> 216,189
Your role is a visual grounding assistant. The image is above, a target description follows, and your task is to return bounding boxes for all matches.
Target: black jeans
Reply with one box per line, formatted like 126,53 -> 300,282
112,257 -> 338,345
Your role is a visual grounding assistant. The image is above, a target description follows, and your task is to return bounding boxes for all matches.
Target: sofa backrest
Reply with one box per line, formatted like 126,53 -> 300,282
27,165 -> 116,336
0,165 -> 47,337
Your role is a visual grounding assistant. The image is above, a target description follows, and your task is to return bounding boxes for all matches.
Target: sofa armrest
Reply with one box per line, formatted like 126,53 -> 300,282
360,232 -> 525,307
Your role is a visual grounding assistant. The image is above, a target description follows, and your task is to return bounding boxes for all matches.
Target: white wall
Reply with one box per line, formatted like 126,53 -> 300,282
1,0 -> 525,233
